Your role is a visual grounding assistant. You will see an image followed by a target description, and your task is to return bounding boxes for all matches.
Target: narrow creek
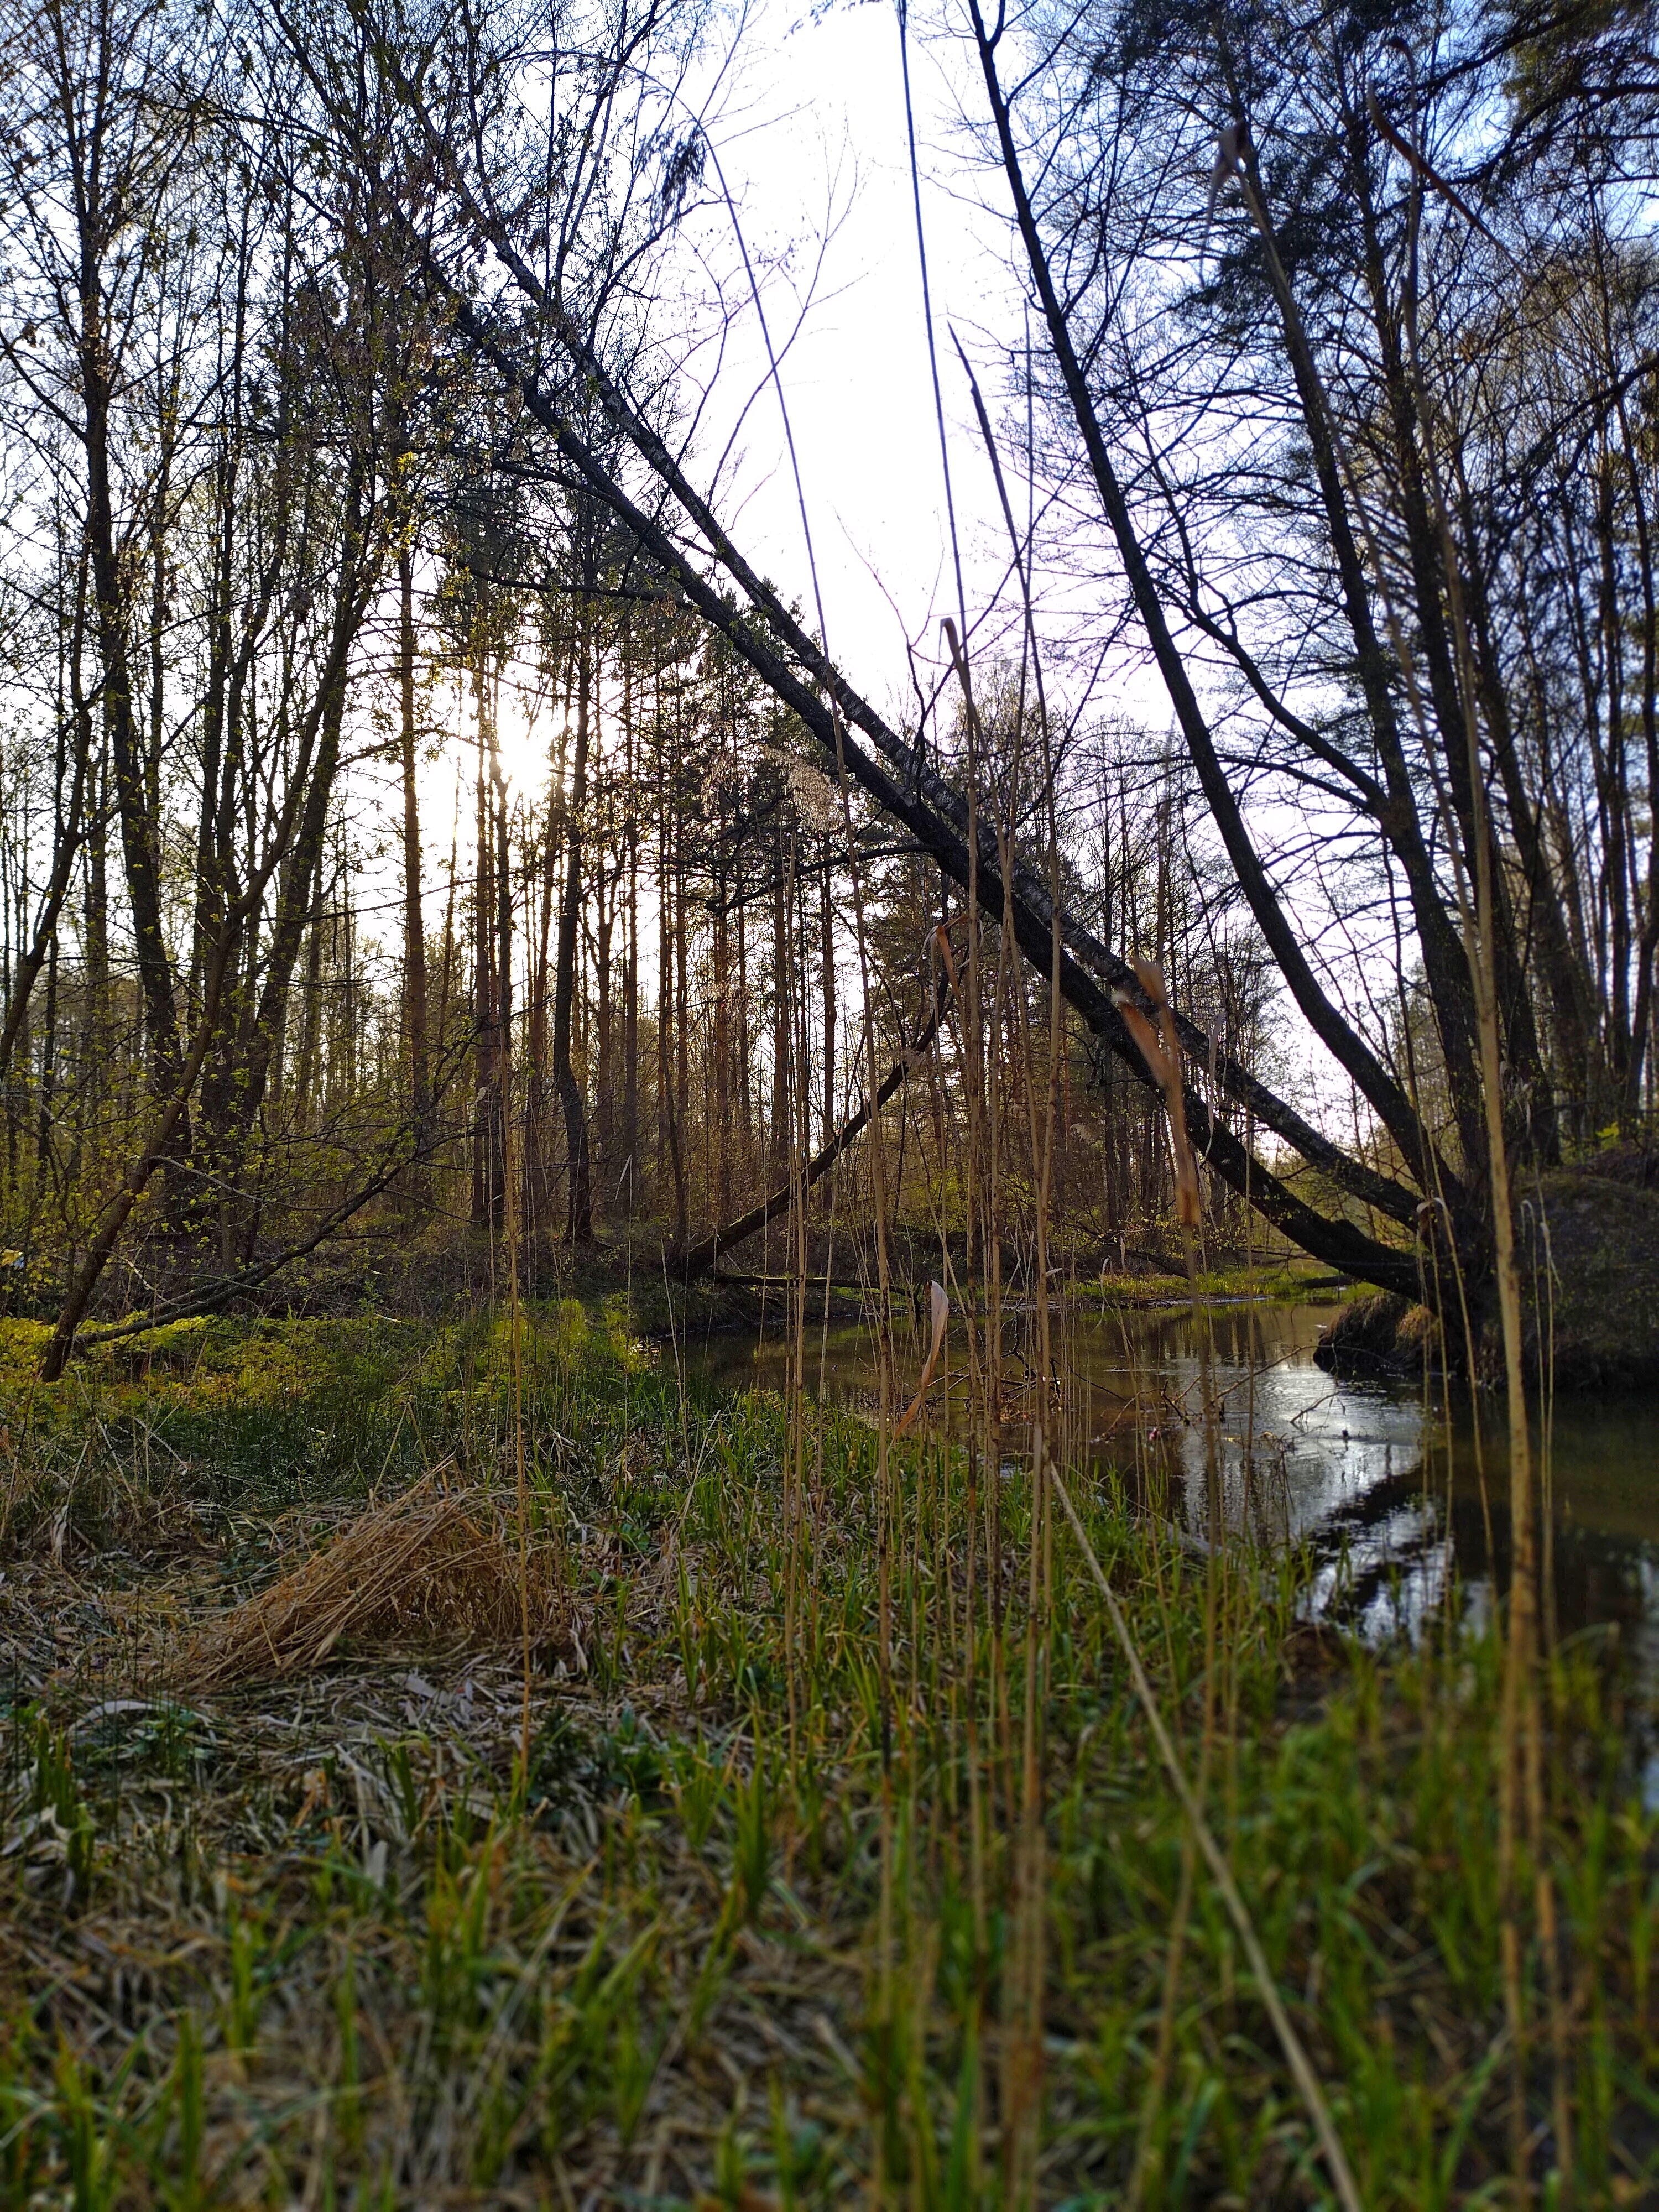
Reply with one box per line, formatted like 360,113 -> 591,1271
687,1293 -> 1659,1713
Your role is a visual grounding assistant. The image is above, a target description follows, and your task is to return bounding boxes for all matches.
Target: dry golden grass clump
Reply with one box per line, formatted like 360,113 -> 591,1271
174,1473 -> 564,1691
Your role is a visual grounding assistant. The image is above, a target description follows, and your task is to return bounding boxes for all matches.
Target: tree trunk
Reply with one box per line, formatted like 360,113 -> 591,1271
451,294 -> 1422,1291
713,851 -> 731,1225
596,867 -> 615,1198
472,703 -> 496,1227
491,651 -> 513,1230
552,598 -> 593,1241
820,851 -> 837,1149
399,550 -> 431,1145
623,810 -> 640,1214
771,818 -> 791,1176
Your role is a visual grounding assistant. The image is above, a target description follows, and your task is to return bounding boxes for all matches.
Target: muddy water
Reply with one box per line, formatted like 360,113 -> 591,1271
687,1296 -> 1659,1698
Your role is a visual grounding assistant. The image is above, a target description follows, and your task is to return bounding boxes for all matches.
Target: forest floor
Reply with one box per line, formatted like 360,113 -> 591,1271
0,1300 -> 1654,2207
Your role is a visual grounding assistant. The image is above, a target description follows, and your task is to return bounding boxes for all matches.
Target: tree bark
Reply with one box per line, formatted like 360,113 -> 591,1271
399,549 -> 431,1144
552,586 -> 594,1241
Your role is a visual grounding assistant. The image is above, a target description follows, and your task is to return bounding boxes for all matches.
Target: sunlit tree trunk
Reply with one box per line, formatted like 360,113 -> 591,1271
622,661 -> 640,1215
399,550 -> 430,1150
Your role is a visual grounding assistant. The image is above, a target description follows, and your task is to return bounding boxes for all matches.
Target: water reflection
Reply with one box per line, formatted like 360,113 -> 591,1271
686,1296 -> 1659,1682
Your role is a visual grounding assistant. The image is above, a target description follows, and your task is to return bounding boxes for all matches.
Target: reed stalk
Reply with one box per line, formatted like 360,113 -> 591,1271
1217,125 -> 1566,2192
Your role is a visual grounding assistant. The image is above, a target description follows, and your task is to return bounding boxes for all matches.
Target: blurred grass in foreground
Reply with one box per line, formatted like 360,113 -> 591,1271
0,1309 -> 1652,2206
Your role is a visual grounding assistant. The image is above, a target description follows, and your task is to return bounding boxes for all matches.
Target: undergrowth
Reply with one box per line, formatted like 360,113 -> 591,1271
0,1308 -> 1652,2205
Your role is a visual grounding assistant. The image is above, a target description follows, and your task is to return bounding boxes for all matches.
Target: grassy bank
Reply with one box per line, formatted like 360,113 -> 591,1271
0,1308 -> 1652,2205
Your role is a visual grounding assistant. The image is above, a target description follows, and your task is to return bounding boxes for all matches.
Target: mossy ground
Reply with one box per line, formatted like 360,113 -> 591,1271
0,1307 -> 1653,2205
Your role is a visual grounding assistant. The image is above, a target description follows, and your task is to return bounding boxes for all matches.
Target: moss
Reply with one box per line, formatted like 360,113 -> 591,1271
1530,1168 -> 1659,1387
1317,1170 -> 1659,1389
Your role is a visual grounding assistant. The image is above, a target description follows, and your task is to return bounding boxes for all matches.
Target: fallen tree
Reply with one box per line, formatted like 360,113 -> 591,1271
439,301 -> 1422,1296
675,981 -> 951,1282
314,35 -> 1426,1298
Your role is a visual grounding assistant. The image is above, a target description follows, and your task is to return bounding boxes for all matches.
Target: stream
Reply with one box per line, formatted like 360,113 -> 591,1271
687,1293 -> 1659,1713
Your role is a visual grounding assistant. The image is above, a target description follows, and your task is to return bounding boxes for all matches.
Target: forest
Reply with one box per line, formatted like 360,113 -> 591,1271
1,0 -> 1657,2201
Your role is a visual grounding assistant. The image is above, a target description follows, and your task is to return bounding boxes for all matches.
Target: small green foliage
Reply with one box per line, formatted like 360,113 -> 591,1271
666,1736 -> 727,1849
334,1954 -> 363,2162
167,2009 -> 206,2212
712,2106 -> 754,2206
731,1750 -> 771,1923
53,2036 -> 117,2212
28,1712 -> 97,1902
223,1899 -> 264,2064
530,1705 -> 667,1813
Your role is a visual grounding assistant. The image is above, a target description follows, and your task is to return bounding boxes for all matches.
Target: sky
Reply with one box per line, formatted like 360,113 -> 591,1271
481,0 -> 1046,782
689,0 -> 1024,716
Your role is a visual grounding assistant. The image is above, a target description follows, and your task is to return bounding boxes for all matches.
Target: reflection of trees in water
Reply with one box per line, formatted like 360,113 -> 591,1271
1301,1459 -> 1656,1669
697,1306 -> 1659,1681
1064,1303 -> 1318,1377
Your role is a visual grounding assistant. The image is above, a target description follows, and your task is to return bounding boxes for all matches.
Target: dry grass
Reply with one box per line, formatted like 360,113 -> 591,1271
170,1471 -> 566,1692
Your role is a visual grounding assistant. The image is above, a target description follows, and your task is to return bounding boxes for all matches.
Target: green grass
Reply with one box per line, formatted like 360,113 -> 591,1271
1076,1260 -> 1348,1307
0,1308 -> 1652,2204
